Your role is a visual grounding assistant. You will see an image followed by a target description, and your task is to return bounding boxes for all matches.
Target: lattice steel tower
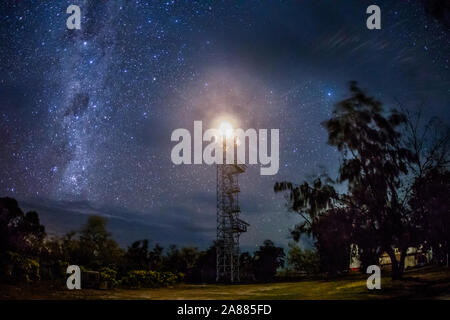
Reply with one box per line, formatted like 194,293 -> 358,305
216,139 -> 249,282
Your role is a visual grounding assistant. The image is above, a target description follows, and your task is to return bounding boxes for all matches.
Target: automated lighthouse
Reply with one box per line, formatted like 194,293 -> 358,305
215,122 -> 249,283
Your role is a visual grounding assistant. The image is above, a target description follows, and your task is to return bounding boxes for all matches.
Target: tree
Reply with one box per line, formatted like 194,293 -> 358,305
410,168 -> 450,264
78,215 -> 123,269
149,243 -> 164,271
163,245 -> 200,276
274,177 -> 352,274
125,239 -> 151,270
192,242 -> 217,283
276,82 -> 425,279
324,81 -> 419,280
287,243 -> 319,275
178,247 -> 201,280
0,197 -> 46,257
313,208 -> 353,273
0,197 -> 46,282
403,111 -> 450,264
239,252 -> 255,282
253,240 -> 285,281
164,245 -> 183,273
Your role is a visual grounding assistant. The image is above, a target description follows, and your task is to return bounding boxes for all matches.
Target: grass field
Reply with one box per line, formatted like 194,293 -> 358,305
1,266 -> 449,300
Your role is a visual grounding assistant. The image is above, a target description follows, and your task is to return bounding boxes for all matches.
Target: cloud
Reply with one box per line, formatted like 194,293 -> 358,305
19,197 -> 215,248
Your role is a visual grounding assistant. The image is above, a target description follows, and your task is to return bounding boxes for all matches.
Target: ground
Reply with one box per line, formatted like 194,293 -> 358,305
1,266 -> 449,300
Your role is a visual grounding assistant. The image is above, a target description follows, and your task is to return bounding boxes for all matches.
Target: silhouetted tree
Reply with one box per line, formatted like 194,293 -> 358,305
410,168 -> 450,264
403,111 -> 450,264
253,240 -> 285,281
78,215 -> 123,269
163,245 -> 201,279
125,239 -> 151,270
313,208 -> 353,273
239,252 -> 255,282
287,243 -> 319,275
324,82 -> 420,279
149,243 -> 164,271
274,177 -> 352,274
164,245 -> 183,273
178,247 -> 201,280
192,242 -> 217,283
122,240 -> 165,274
0,197 -> 46,256
276,82 -> 430,279
0,197 -> 46,282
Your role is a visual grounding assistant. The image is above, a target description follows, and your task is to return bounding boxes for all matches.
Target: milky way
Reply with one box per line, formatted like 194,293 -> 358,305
1,0 -> 448,249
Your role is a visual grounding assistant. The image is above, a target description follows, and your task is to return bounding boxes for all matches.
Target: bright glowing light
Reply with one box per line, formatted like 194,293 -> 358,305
218,121 -> 234,138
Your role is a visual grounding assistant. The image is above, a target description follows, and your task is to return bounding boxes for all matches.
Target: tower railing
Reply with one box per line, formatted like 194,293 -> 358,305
216,141 -> 249,283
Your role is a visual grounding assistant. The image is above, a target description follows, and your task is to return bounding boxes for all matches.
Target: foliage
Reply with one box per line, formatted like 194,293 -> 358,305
0,197 -> 46,257
324,81 -> 417,279
0,197 -> 46,282
4,251 -> 40,283
253,240 -> 285,281
313,208 -> 352,273
274,178 -> 351,273
77,216 -> 124,269
275,82 -> 449,279
287,243 -> 320,275
410,168 -> 450,264
119,270 -> 183,288
239,252 -> 255,282
99,267 -> 118,288
190,242 -> 217,283
163,245 -> 201,280
124,239 -> 152,270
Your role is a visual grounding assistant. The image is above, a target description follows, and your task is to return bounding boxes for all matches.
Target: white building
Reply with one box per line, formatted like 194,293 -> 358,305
349,244 -> 432,271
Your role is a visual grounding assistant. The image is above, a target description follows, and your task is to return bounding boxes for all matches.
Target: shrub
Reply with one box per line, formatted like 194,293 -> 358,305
5,251 -> 40,283
287,244 -> 320,275
119,270 -> 183,288
99,267 -> 118,288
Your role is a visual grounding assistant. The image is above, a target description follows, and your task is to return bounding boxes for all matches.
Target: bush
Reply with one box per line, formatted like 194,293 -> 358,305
38,259 -> 69,282
287,244 -> 320,275
99,267 -> 118,288
119,270 -> 183,288
5,251 -> 40,283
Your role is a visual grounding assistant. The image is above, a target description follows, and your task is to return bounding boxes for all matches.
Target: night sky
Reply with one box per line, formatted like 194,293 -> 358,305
1,0 -> 449,250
